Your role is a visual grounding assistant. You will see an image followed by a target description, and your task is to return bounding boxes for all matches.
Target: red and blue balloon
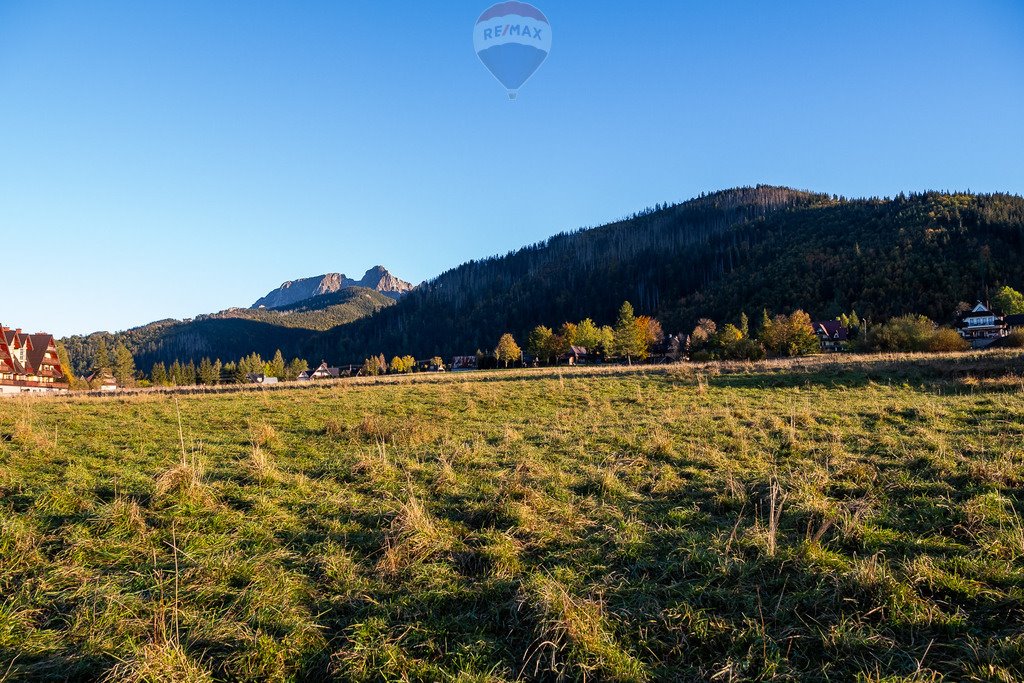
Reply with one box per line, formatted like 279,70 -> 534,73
474,2 -> 551,100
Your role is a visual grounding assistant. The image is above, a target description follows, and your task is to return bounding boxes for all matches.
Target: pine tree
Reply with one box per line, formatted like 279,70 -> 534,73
151,362 -> 168,386
613,301 -> 646,363
198,358 -> 217,385
740,312 -> 750,339
182,361 -> 197,386
169,360 -> 182,386
112,342 -> 136,386
269,350 -> 286,379
94,338 -> 112,371
285,358 -> 308,381
759,309 -> 772,338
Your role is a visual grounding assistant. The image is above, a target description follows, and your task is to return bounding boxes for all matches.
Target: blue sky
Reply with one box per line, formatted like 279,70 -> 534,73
2,1 -> 1022,336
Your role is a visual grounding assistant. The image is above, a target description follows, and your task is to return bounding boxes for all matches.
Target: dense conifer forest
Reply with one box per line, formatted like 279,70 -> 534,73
310,187 -> 1024,362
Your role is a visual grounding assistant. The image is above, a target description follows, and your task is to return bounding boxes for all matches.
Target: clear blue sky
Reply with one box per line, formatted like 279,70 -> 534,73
2,1 -> 1022,336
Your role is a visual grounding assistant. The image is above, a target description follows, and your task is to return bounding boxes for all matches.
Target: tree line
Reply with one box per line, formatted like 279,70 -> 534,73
63,283 -> 1024,390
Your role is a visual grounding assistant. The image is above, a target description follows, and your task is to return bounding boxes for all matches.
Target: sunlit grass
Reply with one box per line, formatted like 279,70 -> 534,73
1,352 -> 1023,680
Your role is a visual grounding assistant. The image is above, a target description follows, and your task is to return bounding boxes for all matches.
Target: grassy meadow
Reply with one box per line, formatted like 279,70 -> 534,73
2,354 -> 1024,681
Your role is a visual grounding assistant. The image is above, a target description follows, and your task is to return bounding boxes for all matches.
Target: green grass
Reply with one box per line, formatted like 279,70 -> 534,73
1,355 -> 1023,681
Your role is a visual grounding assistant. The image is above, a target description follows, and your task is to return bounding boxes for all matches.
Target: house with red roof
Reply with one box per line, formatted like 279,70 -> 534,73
0,324 -> 70,394
812,320 -> 850,352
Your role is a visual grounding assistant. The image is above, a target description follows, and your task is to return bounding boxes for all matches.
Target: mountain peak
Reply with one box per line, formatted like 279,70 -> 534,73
252,267 -> 412,309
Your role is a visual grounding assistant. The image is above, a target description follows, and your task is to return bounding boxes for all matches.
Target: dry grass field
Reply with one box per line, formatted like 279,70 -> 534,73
2,352 -> 1023,681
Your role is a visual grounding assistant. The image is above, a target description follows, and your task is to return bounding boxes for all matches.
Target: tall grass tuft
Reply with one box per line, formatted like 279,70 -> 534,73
378,495 -> 453,574
102,642 -> 213,683
518,573 -> 649,682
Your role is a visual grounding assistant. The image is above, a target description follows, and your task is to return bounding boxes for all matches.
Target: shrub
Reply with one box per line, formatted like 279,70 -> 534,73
927,327 -> 970,352
865,314 -> 935,352
1001,331 -> 1024,348
866,315 -> 968,353
760,310 -> 820,357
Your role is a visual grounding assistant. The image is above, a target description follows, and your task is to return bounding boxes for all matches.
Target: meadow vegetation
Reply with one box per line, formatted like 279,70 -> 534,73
1,353 -> 1023,681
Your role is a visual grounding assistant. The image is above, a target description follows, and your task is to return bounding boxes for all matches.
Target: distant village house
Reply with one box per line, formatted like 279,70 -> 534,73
85,369 -> 118,392
956,302 -> 1009,348
0,325 -> 69,394
297,362 -> 341,381
451,356 -> 478,372
812,321 -> 850,352
558,345 -> 590,366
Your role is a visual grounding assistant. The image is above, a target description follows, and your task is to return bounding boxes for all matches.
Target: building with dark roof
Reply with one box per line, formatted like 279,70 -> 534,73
956,302 -> 1009,348
0,325 -> 69,394
812,320 -> 850,352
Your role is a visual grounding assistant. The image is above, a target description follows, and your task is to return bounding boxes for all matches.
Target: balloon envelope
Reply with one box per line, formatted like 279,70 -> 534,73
474,2 -> 551,98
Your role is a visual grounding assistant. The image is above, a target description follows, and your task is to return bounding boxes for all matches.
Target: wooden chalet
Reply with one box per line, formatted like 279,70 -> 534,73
956,302 -> 1008,348
297,362 -> 341,381
812,321 -> 850,352
0,325 -> 69,394
85,369 -> 118,392
558,345 -> 590,365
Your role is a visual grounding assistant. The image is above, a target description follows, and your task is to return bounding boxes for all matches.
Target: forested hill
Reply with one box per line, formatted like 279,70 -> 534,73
62,286 -> 395,375
308,187 -> 1024,363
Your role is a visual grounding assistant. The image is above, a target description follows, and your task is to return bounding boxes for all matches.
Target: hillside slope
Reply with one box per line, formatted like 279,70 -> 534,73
62,286 -> 395,374
310,186 -> 825,361
310,187 -> 1024,363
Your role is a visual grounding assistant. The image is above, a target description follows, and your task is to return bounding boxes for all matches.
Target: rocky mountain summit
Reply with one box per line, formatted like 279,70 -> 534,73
252,267 -> 413,309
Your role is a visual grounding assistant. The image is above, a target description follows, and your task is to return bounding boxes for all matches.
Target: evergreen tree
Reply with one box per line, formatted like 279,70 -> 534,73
740,312 -> 750,338
269,350 -> 286,379
198,358 -> 217,385
112,342 -> 136,387
151,362 -> 168,386
94,338 -> 112,371
613,302 -> 646,363
182,361 -> 197,386
285,358 -> 308,381
169,360 -> 182,386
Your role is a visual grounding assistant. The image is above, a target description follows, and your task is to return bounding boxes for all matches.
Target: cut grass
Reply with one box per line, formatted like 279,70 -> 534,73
0,352 -> 1023,681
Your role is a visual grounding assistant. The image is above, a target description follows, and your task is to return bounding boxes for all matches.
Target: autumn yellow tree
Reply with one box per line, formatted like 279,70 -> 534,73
495,333 -> 522,368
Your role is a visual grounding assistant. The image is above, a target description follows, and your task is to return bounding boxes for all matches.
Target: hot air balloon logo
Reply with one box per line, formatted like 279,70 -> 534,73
473,2 -> 551,100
